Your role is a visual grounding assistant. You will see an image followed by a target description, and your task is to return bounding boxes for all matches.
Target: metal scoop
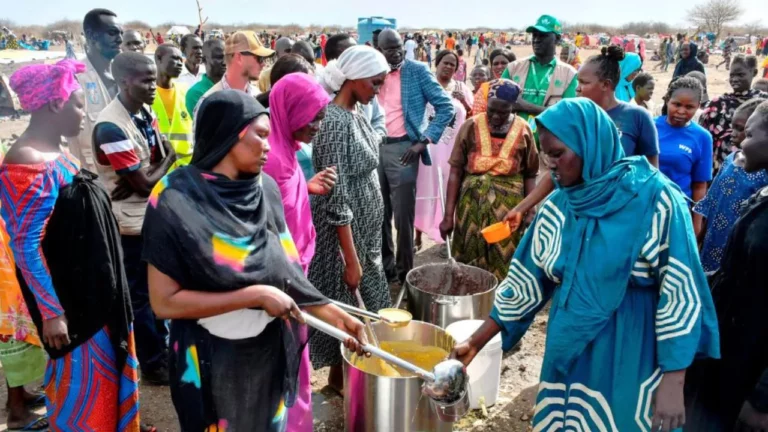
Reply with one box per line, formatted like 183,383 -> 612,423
302,312 -> 469,406
436,166 -> 457,267
331,300 -> 412,328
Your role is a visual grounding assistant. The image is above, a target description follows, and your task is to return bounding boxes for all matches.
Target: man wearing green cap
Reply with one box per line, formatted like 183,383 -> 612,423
502,14 -> 577,122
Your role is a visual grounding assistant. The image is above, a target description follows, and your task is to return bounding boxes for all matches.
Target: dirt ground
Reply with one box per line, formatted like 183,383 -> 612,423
0,44 -> 739,431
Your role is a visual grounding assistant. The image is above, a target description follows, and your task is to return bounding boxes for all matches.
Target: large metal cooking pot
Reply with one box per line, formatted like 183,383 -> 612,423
405,263 -> 498,328
342,321 -> 456,432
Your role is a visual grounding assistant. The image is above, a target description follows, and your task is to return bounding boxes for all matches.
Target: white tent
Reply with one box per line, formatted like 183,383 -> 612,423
166,26 -> 191,36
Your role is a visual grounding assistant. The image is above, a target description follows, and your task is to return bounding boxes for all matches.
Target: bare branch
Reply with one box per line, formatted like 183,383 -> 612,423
688,0 -> 743,41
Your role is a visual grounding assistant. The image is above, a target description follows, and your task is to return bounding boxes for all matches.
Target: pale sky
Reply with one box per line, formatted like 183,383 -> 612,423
4,0 -> 766,30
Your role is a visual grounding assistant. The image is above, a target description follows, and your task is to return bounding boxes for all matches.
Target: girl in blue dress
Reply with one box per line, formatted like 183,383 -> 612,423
453,98 -> 720,432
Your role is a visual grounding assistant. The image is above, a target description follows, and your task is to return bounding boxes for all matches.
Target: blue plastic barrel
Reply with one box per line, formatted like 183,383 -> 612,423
357,17 -> 397,46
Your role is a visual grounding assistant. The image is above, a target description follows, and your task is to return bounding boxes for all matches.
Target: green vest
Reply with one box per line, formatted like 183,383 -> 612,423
152,83 -> 194,172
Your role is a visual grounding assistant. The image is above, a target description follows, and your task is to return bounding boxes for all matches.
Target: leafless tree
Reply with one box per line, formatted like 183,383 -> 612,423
688,0 -> 743,41
743,20 -> 764,38
195,0 -> 208,30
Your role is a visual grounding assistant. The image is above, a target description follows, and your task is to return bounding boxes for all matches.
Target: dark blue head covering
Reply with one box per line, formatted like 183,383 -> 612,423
486,79 -> 521,104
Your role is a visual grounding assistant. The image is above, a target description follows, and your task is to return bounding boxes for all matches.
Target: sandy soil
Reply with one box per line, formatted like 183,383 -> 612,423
0,44 -> 739,431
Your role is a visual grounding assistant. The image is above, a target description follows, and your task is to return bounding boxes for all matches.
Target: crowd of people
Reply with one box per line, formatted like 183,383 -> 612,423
3,6 -> 768,432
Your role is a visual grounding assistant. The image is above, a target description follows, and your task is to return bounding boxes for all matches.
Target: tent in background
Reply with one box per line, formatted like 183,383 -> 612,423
166,26 -> 191,37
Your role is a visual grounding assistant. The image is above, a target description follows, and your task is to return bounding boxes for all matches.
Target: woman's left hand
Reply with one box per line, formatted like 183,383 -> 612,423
651,370 -> 686,432
308,166 -> 337,195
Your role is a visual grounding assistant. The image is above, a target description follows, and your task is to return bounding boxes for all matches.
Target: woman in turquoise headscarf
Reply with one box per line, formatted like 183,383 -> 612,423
452,98 -> 720,431
615,52 -> 642,102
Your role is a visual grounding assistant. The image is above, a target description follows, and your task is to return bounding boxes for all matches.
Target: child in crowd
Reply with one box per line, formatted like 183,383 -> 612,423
454,48 -> 467,83
694,97 -> 768,273
630,72 -> 655,112
469,65 -> 490,92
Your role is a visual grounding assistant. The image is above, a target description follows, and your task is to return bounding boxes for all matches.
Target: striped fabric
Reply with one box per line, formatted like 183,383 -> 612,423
45,326 -> 140,431
491,185 -> 719,431
1,152 -> 141,431
0,152 -> 79,319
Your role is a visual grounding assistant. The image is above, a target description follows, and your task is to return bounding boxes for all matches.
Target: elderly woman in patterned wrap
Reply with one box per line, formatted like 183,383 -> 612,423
451,98 -> 719,432
439,79 -> 538,280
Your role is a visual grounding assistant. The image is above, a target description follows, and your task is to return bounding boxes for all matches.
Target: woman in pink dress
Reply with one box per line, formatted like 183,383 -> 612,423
264,72 -> 335,432
415,50 -> 474,248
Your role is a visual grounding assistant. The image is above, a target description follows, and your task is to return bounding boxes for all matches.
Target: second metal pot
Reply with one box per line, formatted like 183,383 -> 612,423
405,263 -> 498,328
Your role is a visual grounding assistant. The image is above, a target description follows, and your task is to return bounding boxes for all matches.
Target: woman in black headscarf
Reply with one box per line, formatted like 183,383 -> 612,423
673,42 -> 705,80
142,90 -> 367,432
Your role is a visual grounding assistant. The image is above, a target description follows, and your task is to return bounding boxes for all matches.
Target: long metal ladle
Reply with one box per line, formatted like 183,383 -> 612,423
303,312 -> 433,380
302,312 -> 469,405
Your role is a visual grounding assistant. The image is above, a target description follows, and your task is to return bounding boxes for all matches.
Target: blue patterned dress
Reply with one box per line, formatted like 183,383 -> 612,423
693,152 -> 768,273
492,184 -> 720,431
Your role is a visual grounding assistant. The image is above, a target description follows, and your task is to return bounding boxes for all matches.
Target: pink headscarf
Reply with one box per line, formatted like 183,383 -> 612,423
265,73 -> 331,273
9,59 -> 85,112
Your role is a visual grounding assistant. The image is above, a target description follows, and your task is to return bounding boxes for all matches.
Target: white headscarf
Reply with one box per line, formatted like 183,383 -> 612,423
318,45 -> 389,94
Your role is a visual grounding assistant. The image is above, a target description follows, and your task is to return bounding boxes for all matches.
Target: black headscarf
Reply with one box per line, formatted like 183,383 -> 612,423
142,88 -> 328,430
673,42 -> 705,79
191,89 -> 269,170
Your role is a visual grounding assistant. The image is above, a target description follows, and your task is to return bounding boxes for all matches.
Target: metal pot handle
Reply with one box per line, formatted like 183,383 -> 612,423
433,296 -> 459,306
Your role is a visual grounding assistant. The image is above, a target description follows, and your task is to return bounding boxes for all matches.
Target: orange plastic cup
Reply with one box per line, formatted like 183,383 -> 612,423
481,222 -> 512,244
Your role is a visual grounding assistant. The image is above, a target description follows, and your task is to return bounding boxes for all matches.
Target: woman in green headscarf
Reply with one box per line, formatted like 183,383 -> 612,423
451,98 -> 719,431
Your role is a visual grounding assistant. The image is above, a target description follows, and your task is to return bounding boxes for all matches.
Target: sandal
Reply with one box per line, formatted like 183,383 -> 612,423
8,414 -> 48,431
27,393 -> 46,408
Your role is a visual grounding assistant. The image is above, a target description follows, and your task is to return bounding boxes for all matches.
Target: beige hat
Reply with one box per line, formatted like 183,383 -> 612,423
225,31 -> 274,57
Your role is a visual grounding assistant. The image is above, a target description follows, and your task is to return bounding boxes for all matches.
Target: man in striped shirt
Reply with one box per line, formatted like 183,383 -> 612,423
93,52 -> 176,386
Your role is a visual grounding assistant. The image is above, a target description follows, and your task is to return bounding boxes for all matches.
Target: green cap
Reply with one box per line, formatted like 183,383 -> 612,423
526,15 -> 563,35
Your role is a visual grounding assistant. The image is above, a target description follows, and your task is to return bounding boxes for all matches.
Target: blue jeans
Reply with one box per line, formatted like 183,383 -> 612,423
121,235 -> 168,372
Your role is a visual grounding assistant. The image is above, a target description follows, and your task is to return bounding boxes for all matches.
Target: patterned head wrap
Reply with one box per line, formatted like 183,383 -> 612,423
486,79 -> 521,104
9,59 -> 86,112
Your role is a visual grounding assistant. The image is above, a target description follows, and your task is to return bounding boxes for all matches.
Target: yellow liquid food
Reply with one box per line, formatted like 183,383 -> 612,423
352,341 -> 449,378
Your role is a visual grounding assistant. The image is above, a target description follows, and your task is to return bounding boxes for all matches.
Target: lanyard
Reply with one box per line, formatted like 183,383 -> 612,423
528,59 -> 554,98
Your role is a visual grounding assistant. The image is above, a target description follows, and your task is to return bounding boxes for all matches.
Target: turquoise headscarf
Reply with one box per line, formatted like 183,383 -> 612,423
614,53 -> 642,102
536,98 -> 673,373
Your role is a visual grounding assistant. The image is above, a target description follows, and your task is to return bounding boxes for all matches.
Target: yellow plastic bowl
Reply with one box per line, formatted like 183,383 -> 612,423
481,222 -> 512,244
